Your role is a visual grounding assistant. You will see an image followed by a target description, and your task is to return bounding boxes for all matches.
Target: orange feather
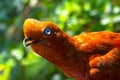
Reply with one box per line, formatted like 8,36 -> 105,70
23,18 -> 120,80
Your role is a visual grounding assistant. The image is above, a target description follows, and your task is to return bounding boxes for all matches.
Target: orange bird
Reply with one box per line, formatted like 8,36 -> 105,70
23,18 -> 120,80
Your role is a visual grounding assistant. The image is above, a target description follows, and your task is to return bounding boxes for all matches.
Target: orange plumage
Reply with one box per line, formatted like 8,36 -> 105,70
23,18 -> 120,80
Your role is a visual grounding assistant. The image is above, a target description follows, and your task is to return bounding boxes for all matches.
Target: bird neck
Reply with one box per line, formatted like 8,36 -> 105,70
47,32 -> 89,79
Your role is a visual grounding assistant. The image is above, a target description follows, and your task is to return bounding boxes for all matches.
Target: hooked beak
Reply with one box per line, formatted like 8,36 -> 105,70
23,37 -> 33,47
23,37 -> 40,47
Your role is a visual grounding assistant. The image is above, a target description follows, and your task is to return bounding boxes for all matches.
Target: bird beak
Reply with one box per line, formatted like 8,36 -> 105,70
23,37 -> 33,47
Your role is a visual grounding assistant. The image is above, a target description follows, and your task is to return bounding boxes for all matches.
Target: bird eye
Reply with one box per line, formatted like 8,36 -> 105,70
44,27 -> 51,36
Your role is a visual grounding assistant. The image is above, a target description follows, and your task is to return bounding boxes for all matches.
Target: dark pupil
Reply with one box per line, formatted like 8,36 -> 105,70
46,29 -> 49,33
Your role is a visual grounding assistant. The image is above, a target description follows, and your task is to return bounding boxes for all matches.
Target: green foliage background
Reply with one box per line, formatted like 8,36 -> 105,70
0,0 -> 120,80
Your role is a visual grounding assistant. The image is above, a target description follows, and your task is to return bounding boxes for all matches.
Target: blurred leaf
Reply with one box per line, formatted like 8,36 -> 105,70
0,64 -> 11,80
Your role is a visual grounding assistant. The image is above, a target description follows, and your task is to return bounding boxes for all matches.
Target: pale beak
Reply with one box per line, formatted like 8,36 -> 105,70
23,37 -> 33,47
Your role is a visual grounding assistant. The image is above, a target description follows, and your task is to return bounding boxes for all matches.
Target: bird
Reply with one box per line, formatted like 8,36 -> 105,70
23,18 -> 120,80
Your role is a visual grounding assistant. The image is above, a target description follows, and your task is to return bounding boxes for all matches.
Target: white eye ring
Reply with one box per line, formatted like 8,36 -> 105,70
44,27 -> 51,36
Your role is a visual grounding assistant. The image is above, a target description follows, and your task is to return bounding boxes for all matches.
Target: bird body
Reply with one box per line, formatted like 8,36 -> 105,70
23,18 -> 120,80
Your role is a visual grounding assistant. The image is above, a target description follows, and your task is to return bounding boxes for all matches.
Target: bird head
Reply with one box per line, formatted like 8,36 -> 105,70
23,18 -> 67,58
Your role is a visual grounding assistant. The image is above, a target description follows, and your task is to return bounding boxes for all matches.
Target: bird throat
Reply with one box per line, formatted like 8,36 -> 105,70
43,34 -> 88,80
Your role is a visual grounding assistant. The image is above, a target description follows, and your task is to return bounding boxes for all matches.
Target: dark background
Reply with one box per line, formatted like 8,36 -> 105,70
0,0 -> 120,80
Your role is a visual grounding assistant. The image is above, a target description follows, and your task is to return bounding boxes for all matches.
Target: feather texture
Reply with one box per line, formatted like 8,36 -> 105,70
23,18 -> 120,80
